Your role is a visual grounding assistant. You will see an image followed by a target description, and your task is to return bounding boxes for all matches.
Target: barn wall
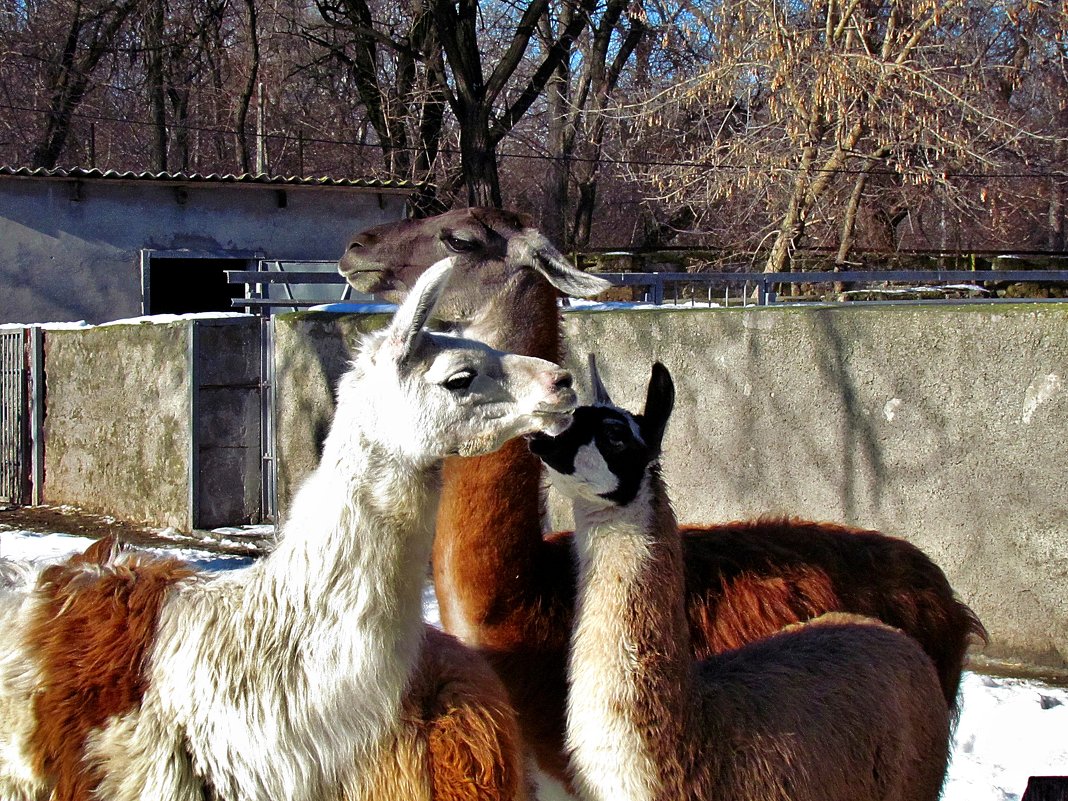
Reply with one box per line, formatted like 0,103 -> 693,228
0,175 -> 407,325
273,302 -> 1068,675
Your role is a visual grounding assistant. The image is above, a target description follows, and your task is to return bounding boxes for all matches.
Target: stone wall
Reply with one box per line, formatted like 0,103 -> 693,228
44,323 -> 192,528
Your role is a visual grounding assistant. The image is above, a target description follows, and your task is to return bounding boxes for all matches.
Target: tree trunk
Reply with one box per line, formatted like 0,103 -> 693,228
235,0 -> 259,173
30,0 -> 138,168
147,0 -> 168,171
458,112 -> 502,207
836,147 -> 890,267
1050,135 -> 1066,252
542,63 -> 571,244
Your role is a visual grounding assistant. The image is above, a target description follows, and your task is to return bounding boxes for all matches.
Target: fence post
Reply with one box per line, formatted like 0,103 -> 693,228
652,273 -> 665,305
29,327 -> 44,506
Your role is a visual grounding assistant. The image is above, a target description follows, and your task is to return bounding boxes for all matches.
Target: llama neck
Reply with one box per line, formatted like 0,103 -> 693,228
566,472 -> 692,801
433,277 -> 563,647
154,404 -> 441,800
262,421 -> 439,663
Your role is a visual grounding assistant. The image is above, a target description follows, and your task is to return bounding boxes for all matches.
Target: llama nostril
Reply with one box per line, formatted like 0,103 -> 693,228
553,371 -> 573,391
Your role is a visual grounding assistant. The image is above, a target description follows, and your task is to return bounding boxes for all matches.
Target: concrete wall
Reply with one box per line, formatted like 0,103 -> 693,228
273,302 -> 1068,674
44,323 -> 192,528
42,317 -> 260,529
0,175 -> 408,324
272,311 -> 393,514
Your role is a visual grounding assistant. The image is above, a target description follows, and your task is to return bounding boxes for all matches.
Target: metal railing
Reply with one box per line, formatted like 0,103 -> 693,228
600,269 -> 1068,306
228,266 -> 1068,314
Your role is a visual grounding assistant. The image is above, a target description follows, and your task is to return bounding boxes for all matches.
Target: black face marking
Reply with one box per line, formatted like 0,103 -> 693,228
529,405 -> 655,506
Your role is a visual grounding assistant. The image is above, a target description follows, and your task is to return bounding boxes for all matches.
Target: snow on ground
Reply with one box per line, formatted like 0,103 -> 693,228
0,529 -> 253,571
0,528 -> 1064,801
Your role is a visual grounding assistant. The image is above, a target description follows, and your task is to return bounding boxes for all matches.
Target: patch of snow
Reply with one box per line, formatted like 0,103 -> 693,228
0,532 -> 96,561
0,530 -> 251,572
946,671 -> 1068,801
1,312 -> 253,331
564,299 -> 722,311
308,302 -> 399,313
98,312 -> 252,327
0,321 -> 90,331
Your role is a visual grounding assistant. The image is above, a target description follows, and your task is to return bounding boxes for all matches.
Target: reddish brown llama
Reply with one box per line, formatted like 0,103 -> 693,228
340,207 -> 986,786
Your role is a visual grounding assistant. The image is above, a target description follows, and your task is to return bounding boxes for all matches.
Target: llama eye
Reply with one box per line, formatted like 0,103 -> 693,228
443,233 -> 477,253
442,370 -> 476,391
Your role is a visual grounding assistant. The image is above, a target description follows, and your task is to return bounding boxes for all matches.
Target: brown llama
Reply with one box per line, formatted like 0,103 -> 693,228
340,207 -> 985,787
530,359 -> 950,801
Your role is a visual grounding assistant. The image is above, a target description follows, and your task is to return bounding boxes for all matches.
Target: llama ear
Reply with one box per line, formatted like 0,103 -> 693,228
587,353 -> 614,406
508,230 -> 613,299
640,362 -> 675,454
383,257 -> 452,366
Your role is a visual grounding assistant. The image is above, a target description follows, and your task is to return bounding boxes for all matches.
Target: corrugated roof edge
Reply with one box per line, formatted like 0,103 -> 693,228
0,164 -> 422,191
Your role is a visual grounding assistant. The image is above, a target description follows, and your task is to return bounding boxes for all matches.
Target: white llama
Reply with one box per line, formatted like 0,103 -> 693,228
0,258 -> 576,801
529,357 -> 950,801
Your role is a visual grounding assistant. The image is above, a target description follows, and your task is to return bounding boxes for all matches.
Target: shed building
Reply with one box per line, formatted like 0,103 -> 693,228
0,166 -> 412,324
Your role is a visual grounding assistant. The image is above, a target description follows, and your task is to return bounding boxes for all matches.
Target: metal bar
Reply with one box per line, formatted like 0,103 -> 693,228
29,327 -> 43,506
188,323 -> 200,531
231,298 -> 338,309
0,331 -> 26,505
262,314 -> 277,523
225,270 -> 347,284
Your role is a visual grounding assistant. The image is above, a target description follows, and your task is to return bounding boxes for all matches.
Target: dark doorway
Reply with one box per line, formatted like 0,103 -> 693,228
146,257 -> 248,315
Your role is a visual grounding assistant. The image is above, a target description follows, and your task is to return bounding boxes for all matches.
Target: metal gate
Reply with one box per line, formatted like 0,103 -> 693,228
0,329 -> 27,505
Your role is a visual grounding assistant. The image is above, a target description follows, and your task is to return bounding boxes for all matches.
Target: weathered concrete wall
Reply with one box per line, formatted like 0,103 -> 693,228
0,175 -> 408,324
272,302 -> 1068,673
42,317 -> 261,529
273,311 -> 393,514
44,323 -> 192,528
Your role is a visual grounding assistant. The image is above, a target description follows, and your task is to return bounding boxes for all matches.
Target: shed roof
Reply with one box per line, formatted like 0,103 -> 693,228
0,165 -> 418,192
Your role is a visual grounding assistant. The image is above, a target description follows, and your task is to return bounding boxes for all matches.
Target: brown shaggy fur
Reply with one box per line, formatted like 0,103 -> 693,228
25,541 -> 194,801
408,628 -> 530,801
680,518 -> 987,706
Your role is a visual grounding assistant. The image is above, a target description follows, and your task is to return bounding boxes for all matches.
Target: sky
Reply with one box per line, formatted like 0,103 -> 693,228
0,528 -> 1065,801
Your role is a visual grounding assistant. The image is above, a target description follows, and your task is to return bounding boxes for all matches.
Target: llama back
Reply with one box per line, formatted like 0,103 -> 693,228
681,517 -> 986,709
687,613 -> 950,801
0,557 -> 50,801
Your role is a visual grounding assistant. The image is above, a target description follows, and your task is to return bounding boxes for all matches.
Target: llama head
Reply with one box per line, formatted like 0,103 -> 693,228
338,208 -> 612,323
529,357 -> 675,507
341,258 -> 578,464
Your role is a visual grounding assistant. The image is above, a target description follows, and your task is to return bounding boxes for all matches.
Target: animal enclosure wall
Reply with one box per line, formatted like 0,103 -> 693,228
42,318 -> 260,529
273,302 -> 1068,676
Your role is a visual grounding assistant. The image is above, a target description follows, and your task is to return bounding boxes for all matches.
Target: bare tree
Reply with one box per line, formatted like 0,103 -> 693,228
628,0 -> 1055,269
26,0 -> 140,168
